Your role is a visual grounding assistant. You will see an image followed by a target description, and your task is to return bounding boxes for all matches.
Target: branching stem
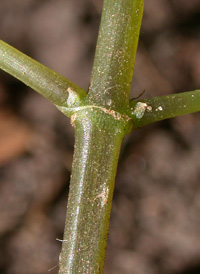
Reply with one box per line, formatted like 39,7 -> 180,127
130,90 -> 200,128
0,1 -> 199,274
0,40 -> 86,108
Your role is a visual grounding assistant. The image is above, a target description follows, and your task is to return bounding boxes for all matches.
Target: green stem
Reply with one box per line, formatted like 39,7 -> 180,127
88,0 -> 144,112
129,90 -> 200,128
59,1 -> 144,272
59,109 -> 131,273
0,40 -> 86,109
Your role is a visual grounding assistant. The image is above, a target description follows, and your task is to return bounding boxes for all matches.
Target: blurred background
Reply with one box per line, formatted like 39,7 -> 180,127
0,0 -> 200,273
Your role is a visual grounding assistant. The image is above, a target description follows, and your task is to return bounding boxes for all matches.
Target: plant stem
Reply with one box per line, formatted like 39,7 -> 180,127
59,109 -> 131,273
59,1 -> 144,272
88,0 -> 144,112
0,40 -> 86,108
129,90 -> 200,128
3,1 -> 199,273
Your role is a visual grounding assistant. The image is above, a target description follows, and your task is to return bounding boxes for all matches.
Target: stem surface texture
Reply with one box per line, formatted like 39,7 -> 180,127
59,109 -> 131,273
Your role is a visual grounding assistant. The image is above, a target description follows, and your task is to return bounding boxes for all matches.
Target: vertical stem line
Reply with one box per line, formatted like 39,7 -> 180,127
59,109 -> 130,273
88,0 -> 144,111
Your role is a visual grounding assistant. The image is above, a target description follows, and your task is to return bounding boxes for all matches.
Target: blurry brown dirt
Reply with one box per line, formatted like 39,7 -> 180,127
0,0 -> 200,273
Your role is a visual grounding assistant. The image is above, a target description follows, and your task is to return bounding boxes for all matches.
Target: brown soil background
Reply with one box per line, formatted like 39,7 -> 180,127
0,1 -> 200,273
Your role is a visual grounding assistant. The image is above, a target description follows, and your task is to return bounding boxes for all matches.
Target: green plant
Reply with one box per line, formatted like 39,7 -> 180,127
0,0 -> 200,273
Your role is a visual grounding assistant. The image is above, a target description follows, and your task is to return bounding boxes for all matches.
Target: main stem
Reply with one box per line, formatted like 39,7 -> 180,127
59,109 -> 130,273
59,0 -> 144,273
88,0 -> 144,111
0,0 -> 199,272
